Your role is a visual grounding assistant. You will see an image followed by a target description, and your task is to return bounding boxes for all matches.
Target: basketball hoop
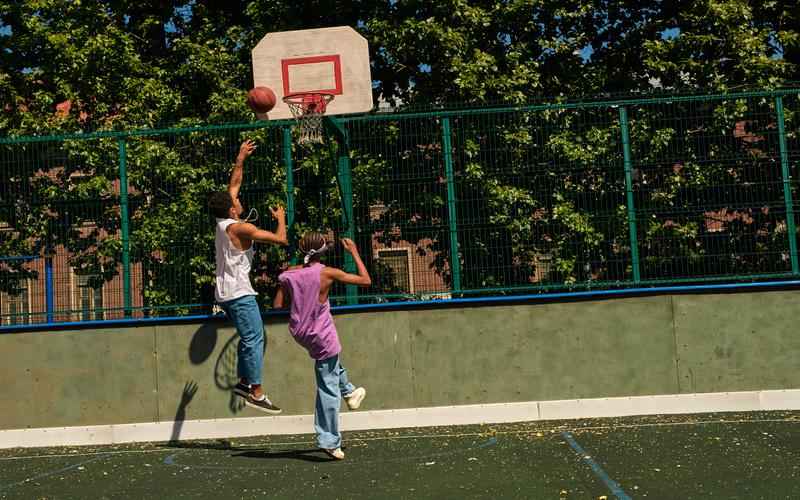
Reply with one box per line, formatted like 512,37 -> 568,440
283,92 -> 335,144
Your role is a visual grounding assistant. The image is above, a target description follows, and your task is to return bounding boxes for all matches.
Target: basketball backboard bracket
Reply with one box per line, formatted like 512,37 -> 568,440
322,116 -> 347,143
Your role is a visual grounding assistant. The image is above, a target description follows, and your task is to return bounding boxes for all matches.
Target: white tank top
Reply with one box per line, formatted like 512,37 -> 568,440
214,218 -> 257,303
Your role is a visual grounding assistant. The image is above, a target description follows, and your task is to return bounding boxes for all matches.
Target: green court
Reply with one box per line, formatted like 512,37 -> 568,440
2,411 -> 799,499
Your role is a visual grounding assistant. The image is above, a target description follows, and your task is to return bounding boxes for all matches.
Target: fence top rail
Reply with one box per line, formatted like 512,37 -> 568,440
1,87 -> 799,145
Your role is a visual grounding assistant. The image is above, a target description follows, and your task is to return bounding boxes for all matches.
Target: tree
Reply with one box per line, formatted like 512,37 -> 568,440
0,0 -> 798,318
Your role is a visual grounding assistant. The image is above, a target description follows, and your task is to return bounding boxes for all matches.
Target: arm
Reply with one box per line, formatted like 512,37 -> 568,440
230,220 -> 288,246
228,140 -> 256,200
330,238 -> 372,287
273,284 -> 290,309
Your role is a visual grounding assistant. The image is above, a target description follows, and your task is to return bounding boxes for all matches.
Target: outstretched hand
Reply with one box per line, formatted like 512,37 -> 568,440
341,237 -> 359,255
269,205 -> 286,220
236,140 -> 257,164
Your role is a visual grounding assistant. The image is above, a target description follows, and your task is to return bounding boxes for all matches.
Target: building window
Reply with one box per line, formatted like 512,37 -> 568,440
1,278 -> 30,325
376,248 -> 414,293
74,273 -> 104,321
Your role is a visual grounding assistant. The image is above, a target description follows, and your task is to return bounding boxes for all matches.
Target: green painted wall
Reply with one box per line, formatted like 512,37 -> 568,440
1,290 -> 798,431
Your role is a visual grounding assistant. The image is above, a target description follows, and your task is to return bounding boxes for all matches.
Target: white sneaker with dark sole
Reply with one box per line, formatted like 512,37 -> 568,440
344,387 -> 366,410
322,447 -> 345,460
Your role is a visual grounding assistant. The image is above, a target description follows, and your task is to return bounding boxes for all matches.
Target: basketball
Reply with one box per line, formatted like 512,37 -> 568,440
246,86 -> 276,114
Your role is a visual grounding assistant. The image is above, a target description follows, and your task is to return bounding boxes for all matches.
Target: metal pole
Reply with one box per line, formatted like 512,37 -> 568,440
45,255 -> 54,323
325,117 -> 358,304
118,138 -> 132,317
283,127 -> 297,265
776,96 -> 799,274
337,148 -> 358,304
441,117 -> 462,293
619,106 -> 641,283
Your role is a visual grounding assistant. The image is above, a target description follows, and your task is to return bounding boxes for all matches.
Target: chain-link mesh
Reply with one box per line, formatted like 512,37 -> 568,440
2,89 -> 800,326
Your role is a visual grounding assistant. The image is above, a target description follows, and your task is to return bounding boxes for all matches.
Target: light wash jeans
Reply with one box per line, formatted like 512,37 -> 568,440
314,355 -> 356,449
219,295 -> 265,386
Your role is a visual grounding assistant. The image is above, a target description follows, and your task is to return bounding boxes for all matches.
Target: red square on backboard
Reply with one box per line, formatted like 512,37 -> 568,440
281,55 -> 344,96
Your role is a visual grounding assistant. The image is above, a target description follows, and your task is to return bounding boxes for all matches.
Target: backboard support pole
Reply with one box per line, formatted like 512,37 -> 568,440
325,116 -> 358,305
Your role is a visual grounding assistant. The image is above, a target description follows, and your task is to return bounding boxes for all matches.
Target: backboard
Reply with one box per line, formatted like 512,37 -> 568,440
251,26 -> 373,120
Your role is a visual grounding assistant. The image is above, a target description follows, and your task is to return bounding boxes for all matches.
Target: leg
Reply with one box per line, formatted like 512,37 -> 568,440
315,356 -> 343,451
227,295 -> 265,387
338,358 -> 366,410
337,362 -> 356,398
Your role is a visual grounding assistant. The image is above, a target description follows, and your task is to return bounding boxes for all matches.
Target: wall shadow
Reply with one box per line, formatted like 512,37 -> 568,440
214,333 -> 247,413
168,380 -> 198,444
189,323 -> 220,365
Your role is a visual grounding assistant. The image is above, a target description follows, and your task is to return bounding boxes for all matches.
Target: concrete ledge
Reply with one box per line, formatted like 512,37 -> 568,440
2,389 -> 799,449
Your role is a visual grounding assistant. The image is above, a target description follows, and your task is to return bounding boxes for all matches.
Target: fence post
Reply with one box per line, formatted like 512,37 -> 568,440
282,126 -> 297,265
45,254 -> 54,323
118,138 -> 132,317
776,96 -> 799,275
441,117 -> 462,294
618,106 -> 641,284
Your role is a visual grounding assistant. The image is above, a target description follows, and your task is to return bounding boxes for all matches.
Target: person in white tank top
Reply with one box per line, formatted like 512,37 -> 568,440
207,140 -> 288,414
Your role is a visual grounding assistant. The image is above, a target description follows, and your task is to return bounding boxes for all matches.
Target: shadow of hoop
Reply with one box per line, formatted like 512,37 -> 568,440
213,331 -> 268,414
214,334 -> 246,413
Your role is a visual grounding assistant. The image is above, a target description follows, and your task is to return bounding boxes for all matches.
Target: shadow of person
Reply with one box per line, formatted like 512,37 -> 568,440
162,438 -> 237,451
232,448 -> 336,463
168,381 -> 198,444
160,441 -> 336,463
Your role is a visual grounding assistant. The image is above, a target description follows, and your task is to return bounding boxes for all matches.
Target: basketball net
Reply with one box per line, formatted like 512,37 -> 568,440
283,92 -> 335,144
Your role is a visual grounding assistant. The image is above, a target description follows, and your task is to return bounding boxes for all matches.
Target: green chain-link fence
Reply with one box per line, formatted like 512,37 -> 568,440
1,89 -> 799,326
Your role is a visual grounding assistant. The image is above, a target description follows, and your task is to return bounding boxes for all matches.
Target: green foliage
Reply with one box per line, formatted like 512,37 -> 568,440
0,1 -> 799,317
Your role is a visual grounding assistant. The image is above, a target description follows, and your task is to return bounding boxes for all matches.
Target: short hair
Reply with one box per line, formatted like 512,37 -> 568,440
208,191 -> 233,218
299,232 -> 327,262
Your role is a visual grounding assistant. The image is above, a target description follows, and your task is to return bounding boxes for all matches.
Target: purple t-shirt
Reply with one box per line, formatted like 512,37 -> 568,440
278,263 -> 341,361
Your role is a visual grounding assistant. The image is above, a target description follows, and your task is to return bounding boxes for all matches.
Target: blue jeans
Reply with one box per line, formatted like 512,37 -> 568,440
314,355 -> 356,449
219,295 -> 265,386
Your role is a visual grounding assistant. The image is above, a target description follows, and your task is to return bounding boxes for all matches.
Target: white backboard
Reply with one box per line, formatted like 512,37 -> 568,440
251,26 -> 373,120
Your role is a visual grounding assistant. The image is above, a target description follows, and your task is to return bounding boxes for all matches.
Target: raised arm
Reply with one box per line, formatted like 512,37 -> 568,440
229,206 -> 287,246
329,238 -> 372,286
228,140 -> 256,200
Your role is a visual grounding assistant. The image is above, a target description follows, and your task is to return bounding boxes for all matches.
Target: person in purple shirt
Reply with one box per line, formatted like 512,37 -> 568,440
274,233 -> 370,460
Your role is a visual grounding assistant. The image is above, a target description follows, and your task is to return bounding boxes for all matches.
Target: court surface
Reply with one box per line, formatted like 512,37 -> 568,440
1,411 -> 799,499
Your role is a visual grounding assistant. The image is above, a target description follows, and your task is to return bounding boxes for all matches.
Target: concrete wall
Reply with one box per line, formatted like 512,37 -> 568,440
1,290 -> 798,431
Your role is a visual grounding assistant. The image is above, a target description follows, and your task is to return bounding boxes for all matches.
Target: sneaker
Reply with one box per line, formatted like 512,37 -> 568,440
344,387 -> 366,410
322,447 -> 345,460
245,393 -> 282,414
233,382 -> 250,398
